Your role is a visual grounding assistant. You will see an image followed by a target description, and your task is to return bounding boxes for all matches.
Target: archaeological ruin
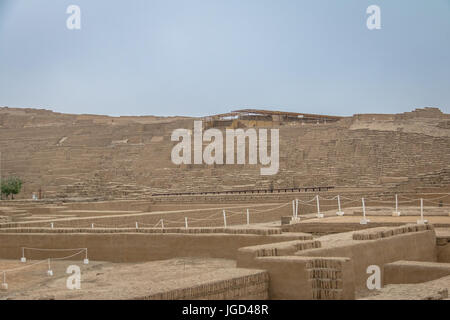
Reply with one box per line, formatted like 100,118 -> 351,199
0,106 -> 449,300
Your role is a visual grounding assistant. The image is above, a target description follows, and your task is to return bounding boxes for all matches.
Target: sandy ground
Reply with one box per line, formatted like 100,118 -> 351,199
0,258 -> 103,299
0,257 -> 244,300
360,275 -> 450,300
435,228 -> 450,238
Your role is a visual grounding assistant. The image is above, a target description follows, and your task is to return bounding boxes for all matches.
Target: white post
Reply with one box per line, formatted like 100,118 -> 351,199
161,219 -> 164,229
316,195 -> 323,218
420,198 -> 424,221
1,272 -> 7,291
292,200 -> 295,218
135,222 -> 139,229
336,195 -> 344,216
393,194 -> 401,216
47,259 -> 53,276
91,223 -> 94,229
50,222 -> 54,229
360,198 -> 370,225
417,198 -> 427,225
291,199 -> 299,222
223,210 -> 227,228
246,209 -> 250,225
83,248 -> 89,265
185,217 -> 188,229
21,247 -> 26,263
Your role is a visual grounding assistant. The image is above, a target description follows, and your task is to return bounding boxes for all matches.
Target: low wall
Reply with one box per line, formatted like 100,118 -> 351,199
0,203 -> 296,229
384,260 -> 450,285
237,240 -> 321,267
0,232 -> 308,263
438,243 -> 450,263
282,221 -> 410,235
237,256 -> 354,300
0,227 -> 285,236
437,233 -> 450,262
65,200 -> 153,211
295,230 -> 437,289
236,239 -> 354,300
144,270 -> 269,300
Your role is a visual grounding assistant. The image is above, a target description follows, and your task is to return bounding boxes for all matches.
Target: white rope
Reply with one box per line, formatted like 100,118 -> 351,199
360,198 -> 396,203
251,202 -> 290,213
225,209 -> 246,214
139,221 -> 164,227
188,216 -> 222,222
313,202 -> 338,208
297,197 -> 317,204
23,247 -> 87,252
1,259 -> 47,273
318,195 -> 338,201
201,211 -> 224,219
2,249 -> 87,274
48,250 -> 87,261
340,196 -> 357,201
161,219 -> 185,224
399,194 -> 450,201
91,222 -> 133,228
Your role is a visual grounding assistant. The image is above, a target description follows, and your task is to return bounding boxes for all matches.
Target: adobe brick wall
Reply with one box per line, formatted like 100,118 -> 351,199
383,260 -> 450,285
0,232 -> 306,262
295,230 -> 437,289
1,107 -> 449,199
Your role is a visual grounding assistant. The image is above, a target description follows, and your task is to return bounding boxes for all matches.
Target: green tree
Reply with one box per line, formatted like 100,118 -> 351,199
1,176 -> 23,200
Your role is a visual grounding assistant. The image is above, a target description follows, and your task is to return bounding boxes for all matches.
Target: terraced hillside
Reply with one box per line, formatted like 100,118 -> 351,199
0,106 -> 449,199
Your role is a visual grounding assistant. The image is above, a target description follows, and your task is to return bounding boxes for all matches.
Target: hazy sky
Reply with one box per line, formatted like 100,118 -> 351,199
0,0 -> 449,116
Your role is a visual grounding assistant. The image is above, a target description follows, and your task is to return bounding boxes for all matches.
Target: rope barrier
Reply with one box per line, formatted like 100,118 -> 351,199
251,202 -> 290,213
7,193 -> 447,232
1,259 -> 47,273
399,194 -> 450,201
22,247 -> 87,252
44,250 -> 87,261
318,195 -> 338,201
1,247 -> 89,290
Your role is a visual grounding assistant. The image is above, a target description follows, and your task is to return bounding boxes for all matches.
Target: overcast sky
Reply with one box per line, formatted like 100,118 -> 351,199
0,0 -> 449,116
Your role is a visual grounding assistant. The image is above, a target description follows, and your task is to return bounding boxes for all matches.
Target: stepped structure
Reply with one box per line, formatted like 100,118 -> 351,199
0,106 -> 449,199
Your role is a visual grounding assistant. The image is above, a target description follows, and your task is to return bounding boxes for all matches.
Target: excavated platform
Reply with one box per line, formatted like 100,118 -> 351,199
0,257 -> 268,300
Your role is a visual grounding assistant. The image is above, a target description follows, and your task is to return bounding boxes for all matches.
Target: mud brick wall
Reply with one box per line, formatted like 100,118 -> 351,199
307,258 -> 349,300
0,232 -> 307,262
1,107 -> 449,199
0,227 -> 283,236
237,256 -> 354,300
352,223 -> 434,240
296,230 -> 437,289
236,239 -> 317,266
0,202 -> 299,229
236,240 -> 354,299
383,260 -> 450,285
142,271 -> 269,300
437,235 -> 450,263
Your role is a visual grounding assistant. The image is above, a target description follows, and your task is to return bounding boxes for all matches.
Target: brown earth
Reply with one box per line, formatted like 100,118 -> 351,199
0,106 -> 449,199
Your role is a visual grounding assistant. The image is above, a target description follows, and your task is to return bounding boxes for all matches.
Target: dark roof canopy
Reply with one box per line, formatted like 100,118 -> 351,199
205,109 -> 343,121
